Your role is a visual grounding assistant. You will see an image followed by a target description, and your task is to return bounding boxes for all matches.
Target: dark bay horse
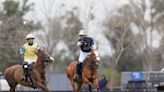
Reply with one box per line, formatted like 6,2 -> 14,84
0,47 -> 54,92
66,50 -> 100,92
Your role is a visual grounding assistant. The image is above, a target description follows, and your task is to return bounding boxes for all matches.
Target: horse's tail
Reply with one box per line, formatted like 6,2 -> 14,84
0,72 -> 3,76
66,67 -> 70,78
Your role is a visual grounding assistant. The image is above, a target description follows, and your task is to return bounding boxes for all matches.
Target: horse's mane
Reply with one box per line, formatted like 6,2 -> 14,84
87,51 -> 96,62
32,47 -> 50,70
36,47 -> 47,62
83,50 -> 98,70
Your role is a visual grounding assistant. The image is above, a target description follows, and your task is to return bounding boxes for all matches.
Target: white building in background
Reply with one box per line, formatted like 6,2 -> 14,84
0,79 -> 9,91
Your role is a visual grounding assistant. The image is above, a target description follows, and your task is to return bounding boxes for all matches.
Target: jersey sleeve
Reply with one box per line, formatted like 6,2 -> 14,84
92,40 -> 97,50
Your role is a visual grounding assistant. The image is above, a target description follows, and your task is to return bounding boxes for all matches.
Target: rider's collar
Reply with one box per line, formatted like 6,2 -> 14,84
28,43 -> 33,45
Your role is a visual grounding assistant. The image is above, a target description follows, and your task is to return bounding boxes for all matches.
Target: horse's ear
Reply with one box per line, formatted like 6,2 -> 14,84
36,47 -> 41,53
42,46 -> 47,51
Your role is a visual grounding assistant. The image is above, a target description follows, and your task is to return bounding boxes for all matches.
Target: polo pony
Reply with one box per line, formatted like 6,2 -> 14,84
66,50 -> 100,92
0,47 -> 54,92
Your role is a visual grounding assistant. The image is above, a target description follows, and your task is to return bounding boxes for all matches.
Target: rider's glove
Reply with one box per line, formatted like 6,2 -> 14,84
18,47 -> 24,55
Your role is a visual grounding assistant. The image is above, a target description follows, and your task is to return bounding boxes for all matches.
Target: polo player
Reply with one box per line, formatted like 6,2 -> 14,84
18,33 -> 39,81
73,29 -> 97,82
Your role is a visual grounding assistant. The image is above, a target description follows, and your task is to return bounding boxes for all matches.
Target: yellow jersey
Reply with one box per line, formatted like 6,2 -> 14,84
23,43 -> 38,62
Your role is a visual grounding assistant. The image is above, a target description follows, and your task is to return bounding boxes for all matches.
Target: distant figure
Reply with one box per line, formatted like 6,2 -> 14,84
98,75 -> 108,92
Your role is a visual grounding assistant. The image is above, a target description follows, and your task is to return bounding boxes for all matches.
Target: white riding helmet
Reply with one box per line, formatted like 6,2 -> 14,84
26,34 -> 35,40
78,29 -> 86,36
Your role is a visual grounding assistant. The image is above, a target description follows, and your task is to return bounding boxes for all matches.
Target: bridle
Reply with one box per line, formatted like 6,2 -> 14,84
37,49 -> 51,66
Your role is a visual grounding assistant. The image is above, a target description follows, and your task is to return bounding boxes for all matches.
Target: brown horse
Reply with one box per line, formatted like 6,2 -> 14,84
66,50 -> 100,92
0,47 -> 54,92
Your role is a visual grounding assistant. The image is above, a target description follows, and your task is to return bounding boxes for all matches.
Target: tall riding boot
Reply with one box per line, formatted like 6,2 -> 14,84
22,62 -> 29,81
77,62 -> 83,75
73,62 -> 83,82
21,68 -> 28,81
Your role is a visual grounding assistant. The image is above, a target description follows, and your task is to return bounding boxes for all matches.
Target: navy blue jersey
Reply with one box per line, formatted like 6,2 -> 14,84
80,37 -> 94,52
98,79 -> 108,89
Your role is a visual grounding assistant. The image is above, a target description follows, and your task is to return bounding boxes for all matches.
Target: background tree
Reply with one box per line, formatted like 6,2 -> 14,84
127,0 -> 162,71
35,1 -> 82,73
102,0 -> 164,89
151,0 -> 164,70
0,0 -> 41,71
103,6 -> 139,89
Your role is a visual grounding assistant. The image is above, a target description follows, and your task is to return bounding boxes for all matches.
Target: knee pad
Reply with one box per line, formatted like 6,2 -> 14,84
23,62 -> 29,69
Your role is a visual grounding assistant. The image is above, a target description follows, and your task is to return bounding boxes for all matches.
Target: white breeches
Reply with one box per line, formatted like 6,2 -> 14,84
78,50 -> 90,63
24,59 -> 35,65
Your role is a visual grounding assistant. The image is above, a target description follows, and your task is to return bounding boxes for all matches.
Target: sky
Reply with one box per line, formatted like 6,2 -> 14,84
25,0 -> 128,22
